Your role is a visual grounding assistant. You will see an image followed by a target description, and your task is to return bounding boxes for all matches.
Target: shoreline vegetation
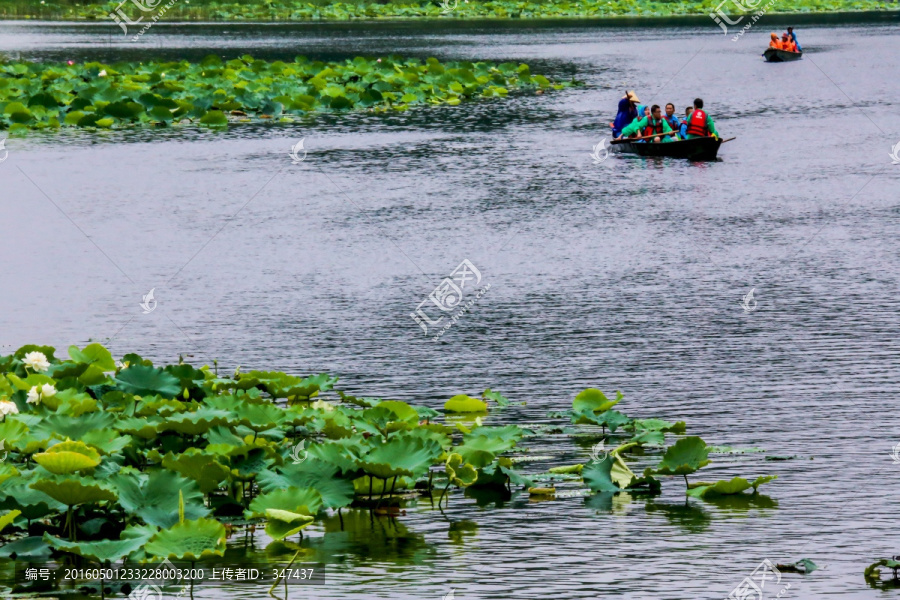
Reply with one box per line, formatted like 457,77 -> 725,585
0,55 -> 574,133
0,0 -> 897,22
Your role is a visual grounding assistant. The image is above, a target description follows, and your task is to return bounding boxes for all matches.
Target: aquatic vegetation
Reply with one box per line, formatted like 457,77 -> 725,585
865,557 -> 900,587
0,343 -> 535,578
0,55 -> 571,133
0,0 -> 894,22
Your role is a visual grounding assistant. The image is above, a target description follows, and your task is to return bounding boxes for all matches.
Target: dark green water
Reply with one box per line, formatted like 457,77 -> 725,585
1,15 -> 899,599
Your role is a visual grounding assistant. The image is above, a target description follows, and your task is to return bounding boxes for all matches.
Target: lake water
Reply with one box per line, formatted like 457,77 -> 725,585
1,14 -> 899,600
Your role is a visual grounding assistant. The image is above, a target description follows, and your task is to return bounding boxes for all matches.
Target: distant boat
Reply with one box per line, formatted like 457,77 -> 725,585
611,136 -> 723,161
763,48 -> 803,62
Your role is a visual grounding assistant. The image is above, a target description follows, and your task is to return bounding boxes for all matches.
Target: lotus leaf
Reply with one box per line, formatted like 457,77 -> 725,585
30,476 -> 117,506
573,389 -> 622,415
114,470 -> 209,528
158,407 -> 232,435
143,518 -> 226,561
161,451 -> 231,494
444,395 -> 488,413
257,459 -> 354,509
864,558 -> 900,582
67,343 -> 116,372
445,453 -> 478,487
359,435 -> 442,479
115,365 -> 181,398
0,509 -> 20,534
246,486 -> 322,519
654,437 -> 711,477
455,435 -> 516,469
43,531 -> 148,562
0,536 -> 52,559
482,389 -> 511,407
34,440 -> 101,474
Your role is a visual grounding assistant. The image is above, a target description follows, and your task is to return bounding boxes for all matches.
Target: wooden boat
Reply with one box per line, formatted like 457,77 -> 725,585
763,48 -> 803,62
611,136 -> 723,161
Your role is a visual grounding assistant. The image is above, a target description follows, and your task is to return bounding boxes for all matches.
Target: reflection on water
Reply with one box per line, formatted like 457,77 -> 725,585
1,16 -> 899,600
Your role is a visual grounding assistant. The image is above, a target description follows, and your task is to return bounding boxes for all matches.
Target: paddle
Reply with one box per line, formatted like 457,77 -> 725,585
611,130 -> 680,144
720,137 -> 736,143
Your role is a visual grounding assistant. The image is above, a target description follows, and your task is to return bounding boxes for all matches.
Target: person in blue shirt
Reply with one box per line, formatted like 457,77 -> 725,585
610,90 -> 640,138
787,27 -> 802,51
663,103 -> 682,136
679,106 -> 692,138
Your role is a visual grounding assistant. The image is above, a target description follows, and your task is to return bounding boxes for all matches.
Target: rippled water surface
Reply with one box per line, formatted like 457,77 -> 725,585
1,15 -> 900,599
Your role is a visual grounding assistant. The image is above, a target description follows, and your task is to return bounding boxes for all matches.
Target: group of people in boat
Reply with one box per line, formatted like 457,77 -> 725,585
610,92 -> 719,144
770,27 -> 802,52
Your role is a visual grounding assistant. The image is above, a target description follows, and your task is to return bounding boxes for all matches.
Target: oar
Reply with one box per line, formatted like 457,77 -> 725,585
720,136 -> 736,143
611,130 -> 680,144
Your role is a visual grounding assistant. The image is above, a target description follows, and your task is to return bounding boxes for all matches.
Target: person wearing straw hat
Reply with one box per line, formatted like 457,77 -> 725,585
610,90 -> 640,138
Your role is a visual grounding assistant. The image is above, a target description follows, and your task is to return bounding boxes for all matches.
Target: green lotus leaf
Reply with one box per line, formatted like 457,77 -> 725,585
306,439 -> 364,476
582,456 -> 621,493
67,343 -> 116,372
466,425 -> 524,444
246,486 -> 322,519
114,470 -> 209,528
375,400 -> 419,423
750,475 -> 777,491
444,394 -> 488,413
632,418 -> 686,434
158,407 -> 231,435
0,509 -> 20,534
358,434 -> 442,479
115,364 -> 181,398
572,389 -> 622,415
654,437 -> 710,477
264,509 -> 315,541
33,440 -> 101,474
143,518 -> 226,561
257,459 -> 354,510
445,453 -> 478,487
162,450 -> 231,494
30,476 -> 117,506
578,409 -> 632,432
43,531 -> 148,562
0,419 -> 29,445
482,389 -> 511,407
0,465 -> 19,486
34,412 -> 117,441
864,558 -> 900,581
454,434 -> 516,469
80,429 -> 132,455
230,447 -> 275,481
0,536 -> 52,559
114,416 -> 162,439
0,479 -> 66,518
630,430 -> 666,446
472,456 -> 533,489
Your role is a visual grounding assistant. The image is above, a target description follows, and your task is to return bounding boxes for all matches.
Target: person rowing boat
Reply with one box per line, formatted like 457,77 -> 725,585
683,98 -> 719,140
617,104 -> 675,143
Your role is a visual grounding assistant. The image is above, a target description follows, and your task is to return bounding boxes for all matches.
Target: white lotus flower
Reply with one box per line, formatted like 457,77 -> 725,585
0,401 -> 19,418
27,386 -> 41,404
40,384 -> 57,398
98,69 -> 108,77
23,351 -> 50,372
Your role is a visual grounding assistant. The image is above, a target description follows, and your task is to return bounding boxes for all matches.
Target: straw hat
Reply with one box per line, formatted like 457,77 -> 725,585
626,90 -> 640,103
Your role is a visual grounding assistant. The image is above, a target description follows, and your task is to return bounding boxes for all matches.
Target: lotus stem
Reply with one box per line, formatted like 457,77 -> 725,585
683,474 -> 689,490
438,481 -> 451,507
377,478 -> 387,508
368,477 -> 373,500
269,548 -> 303,595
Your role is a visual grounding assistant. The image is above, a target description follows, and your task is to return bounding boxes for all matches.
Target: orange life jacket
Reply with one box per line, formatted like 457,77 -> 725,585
686,108 -> 709,137
642,117 -> 664,137
770,40 -> 782,49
